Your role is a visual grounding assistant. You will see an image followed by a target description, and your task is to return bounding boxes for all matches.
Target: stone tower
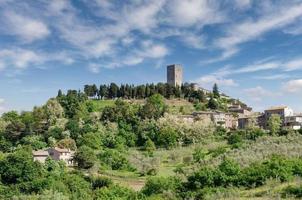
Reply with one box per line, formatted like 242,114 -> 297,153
167,64 -> 183,86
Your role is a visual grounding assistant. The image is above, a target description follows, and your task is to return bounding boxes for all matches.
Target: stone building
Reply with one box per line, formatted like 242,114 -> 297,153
193,111 -> 238,129
33,147 -> 75,166
238,113 -> 267,130
284,115 -> 302,130
167,64 -> 183,86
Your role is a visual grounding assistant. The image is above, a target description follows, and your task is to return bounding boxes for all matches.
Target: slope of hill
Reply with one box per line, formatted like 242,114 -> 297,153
0,87 -> 300,199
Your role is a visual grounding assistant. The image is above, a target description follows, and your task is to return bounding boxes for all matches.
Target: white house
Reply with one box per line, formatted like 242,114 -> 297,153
284,115 -> 302,130
33,147 -> 75,166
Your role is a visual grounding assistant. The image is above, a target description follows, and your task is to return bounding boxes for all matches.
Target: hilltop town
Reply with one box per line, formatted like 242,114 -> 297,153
165,64 -> 300,131
1,65 -> 302,199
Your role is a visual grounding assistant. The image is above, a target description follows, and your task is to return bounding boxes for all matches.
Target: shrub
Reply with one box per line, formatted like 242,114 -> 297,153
144,138 -> 156,156
227,133 -> 243,149
142,177 -> 181,196
99,149 -> 132,170
193,147 -> 207,163
282,185 -> 302,198
74,146 -> 97,169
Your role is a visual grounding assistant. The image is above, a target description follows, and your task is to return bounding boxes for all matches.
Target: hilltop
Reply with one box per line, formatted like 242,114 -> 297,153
0,83 -> 301,199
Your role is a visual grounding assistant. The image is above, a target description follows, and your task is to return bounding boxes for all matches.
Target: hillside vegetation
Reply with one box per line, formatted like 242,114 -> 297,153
0,84 -> 301,199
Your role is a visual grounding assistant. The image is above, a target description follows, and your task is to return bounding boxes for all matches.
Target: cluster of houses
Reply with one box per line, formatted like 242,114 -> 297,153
180,104 -> 301,131
33,147 -> 74,166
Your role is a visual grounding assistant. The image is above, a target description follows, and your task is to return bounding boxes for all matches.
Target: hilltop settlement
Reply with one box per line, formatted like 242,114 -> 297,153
1,64 -> 302,199
31,64 -> 301,166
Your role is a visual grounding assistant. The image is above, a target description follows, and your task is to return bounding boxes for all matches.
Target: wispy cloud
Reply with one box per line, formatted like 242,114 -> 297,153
244,86 -> 278,101
0,48 -> 74,72
255,74 -> 290,80
2,10 -> 50,43
210,2 -> 302,62
283,79 -> 302,93
0,98 -> 6,114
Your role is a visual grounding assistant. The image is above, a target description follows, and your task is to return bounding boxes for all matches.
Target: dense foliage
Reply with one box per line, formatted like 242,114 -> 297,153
0,83 -> 301,199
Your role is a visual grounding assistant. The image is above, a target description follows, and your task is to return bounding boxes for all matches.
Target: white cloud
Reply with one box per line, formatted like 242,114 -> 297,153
236,61 -> 280,73
167,0 -> 224,28
195,74 -> 237,89
283,58 -> 302,71
213,2 -> 302,62
255,74 -> 289,80
88,63 -> 101,74
3,11 -> 50,42
181,33 -> 205,49
244,86 -> 276,101
0,98 -> 5,114
123,0 -> 165,33
139,42 -> 169,59
0,48 -> 74,71
233,0 -> 252,10
283,79 -> 302,93
0,49 -> 43,69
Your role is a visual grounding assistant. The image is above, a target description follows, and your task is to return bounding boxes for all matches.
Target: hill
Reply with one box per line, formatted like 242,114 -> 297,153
0,85 -> 301,199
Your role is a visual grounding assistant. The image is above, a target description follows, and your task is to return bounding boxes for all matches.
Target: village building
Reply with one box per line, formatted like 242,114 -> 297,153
264,106 -> 294,120
264,106 -> 294,128
284,115 -> 302,130
238,114 -> 265,129
228,104 -> 253,116
33,147 -> 75,166
193,111 -> 238,129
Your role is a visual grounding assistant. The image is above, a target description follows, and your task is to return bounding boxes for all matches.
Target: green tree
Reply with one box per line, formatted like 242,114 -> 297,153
0,149 -> 43,185
267,114 -> 282,135
213,83 -> 220,98
109,83 -> 119,99
140,94 -> 166,120
74,146 -> 96,169
144,138 -> 156,156
207,96 -> 218,110
99,84 -> 108,99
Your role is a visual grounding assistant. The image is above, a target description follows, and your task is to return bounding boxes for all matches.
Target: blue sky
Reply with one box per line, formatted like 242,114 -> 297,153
1,0 -> 302,114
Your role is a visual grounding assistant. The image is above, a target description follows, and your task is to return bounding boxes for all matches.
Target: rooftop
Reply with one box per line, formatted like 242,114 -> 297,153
265,106 -> 289,111
32,150 -> 49,156
52,147 -> 72,153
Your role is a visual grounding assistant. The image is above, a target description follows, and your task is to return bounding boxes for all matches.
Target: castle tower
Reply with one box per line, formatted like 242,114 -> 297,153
167,64 -> 183,87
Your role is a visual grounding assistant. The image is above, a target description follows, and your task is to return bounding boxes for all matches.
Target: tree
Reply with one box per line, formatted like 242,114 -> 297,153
74,146 -> 96,169
99,84 -> 108,99
4,120 -> 26,142
57,89 -> 63,97
144,138 -> 156,156
140,94 -> 166,120
207,96 -> 218,110
267,114 -> 282,135
213,83 -> 220,98
109,83 -> 119,99
44,98 -> 64,125
0,149 -> 43,184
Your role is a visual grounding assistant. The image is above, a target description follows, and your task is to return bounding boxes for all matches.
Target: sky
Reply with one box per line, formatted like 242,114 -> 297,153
1,0 -> 302,114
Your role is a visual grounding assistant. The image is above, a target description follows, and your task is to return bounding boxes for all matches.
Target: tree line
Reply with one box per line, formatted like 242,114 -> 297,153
80,82 -> 209,102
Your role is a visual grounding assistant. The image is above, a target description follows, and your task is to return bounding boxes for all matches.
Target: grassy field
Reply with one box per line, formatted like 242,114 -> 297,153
88,98 -> 196,114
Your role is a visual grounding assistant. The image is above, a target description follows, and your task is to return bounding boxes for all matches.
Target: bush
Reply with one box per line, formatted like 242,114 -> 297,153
74,146 -> 97,169
282,185 -> 302,198
94,184 -> 143,200
227,133 -> 243,149
193,147 -> 207,163
144,138 -> 156,156
142,177 -> 181,196
99,149 -> 132,170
